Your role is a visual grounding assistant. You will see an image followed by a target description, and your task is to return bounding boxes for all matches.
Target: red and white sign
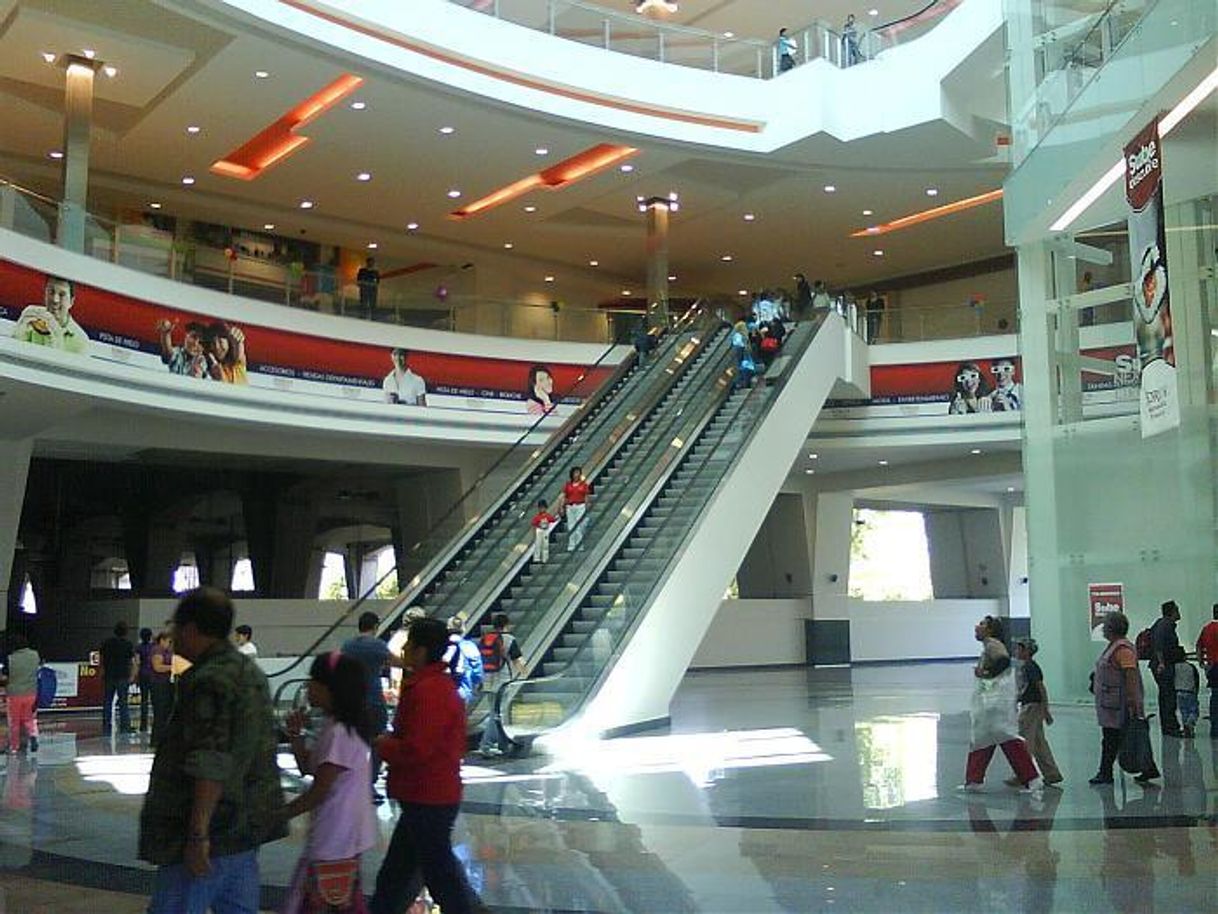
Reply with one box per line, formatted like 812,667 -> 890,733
1088,582 -> 1125,641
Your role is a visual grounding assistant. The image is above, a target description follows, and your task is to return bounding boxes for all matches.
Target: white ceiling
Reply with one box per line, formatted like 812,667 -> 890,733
0,0 -> 1011,303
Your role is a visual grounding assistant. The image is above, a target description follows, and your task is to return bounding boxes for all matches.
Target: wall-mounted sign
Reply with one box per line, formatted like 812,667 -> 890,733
1088,582 -> 1125,641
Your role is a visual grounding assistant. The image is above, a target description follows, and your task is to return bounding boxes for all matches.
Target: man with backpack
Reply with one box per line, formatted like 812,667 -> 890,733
444,613 -> 483,708
1148,600 -> 1184,737
477,613 -> 525,758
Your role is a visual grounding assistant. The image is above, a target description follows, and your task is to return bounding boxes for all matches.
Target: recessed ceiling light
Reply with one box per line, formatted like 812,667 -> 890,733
350,101 -> 367,110
805,469 -> 816,475
254,70 -> 269,79
879,459 -> 889,466
40,52 -> 56,64
149,202 -> 162,210
619,164 -> 635,173
367,242 -> 378,250
589,260 -> 599,267
102,65 -> 118,78
823,184 -> 837,193
544,275 -> 555,283
534,147 -> 549,156
809,453 -> 818,459
621,289 -> 632,296
862,209 -> 874,216
868,7 -> 880,15
720,254 -> 733,262
186,125 -> 201,135
181,175 -> 196,185
743,213 -> 756,221
82,49 -> 96,60
970,448 -> 982,455
47,150 -> 63,160
926,187 -> 939,196
723,31 -> 735,37
737,289 -> 749,296
873,249 -> 884,256
263,223 -> 275,230
1006,486 -> 1016,493
406,222 -> 419,231
523,205 -> 537,213
447,189 -> 461,198
438,126 -> 455,135
357,172 -> 372,182
668,274 -> 677,281
299,199 -> 314,209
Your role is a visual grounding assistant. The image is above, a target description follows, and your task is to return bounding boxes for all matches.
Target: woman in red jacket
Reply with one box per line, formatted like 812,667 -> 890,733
370,618 -> 478,914
562,466 -> 591,552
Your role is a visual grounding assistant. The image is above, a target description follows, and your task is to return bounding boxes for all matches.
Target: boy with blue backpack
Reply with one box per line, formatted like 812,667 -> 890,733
444,613 -> 484,708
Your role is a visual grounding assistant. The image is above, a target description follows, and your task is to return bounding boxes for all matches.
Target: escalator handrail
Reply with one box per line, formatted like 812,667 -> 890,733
500,316 -> 834,737
412,318 -> 725,635
265,307 -> 700,680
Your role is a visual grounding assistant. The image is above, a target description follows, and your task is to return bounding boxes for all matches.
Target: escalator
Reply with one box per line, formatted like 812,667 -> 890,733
494,313 -> 864,744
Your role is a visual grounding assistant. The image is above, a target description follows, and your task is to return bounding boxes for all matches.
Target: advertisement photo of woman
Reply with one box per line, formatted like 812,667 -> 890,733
207,322 -> 248,384
948,362 -> 992,414
525,364 -> 555,416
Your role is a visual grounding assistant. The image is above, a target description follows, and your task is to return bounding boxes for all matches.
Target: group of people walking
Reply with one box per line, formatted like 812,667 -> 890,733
136,587 -> 492,914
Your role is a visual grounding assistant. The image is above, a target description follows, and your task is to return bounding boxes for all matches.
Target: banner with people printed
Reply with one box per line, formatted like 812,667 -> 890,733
824,348 -> 1139,418
0,258 -> 615,417
1124,117 -> 1178,438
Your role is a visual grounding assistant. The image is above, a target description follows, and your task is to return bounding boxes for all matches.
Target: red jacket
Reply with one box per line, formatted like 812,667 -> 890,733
379,662 -> 465,805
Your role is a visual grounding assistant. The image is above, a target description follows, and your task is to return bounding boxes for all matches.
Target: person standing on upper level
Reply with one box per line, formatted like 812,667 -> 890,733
357,257 -> 380,318
776,28 -> 797,73
561,466 -> 591,552
841,14 -> 862,67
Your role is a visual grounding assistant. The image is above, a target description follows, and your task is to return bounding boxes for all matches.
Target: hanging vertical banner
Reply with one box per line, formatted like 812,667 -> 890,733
1088,582 -> 1125,642
1124,118 -> 1178,437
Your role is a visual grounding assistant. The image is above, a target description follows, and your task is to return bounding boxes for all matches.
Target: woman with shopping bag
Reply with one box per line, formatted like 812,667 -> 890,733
1090,611 -> 1160,785
958,616 -> 1043,793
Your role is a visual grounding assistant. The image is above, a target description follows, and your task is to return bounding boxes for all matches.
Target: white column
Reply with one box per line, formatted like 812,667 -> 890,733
57,56 -> 96,253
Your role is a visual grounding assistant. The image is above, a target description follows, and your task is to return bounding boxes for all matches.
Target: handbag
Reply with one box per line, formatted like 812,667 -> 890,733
306,858 -> 364,913
970,668 -> 1020,749
1118,715 -> 1153,774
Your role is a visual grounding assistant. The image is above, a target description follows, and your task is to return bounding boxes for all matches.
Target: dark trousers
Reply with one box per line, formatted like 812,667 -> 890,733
370,803 -> 475,914
138,674 -> 153,732
1099,726 -> 1160,778
1156,668 -> 1181,735
102,679 -> 131,735
150,679 -> 175,747
369,704 -> 389,789
1208,664 -> 1218,738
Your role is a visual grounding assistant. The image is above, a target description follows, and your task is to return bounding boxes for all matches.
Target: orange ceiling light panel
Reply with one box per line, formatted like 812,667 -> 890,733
850,189 -> 1004,237
211,73 -> 365,181
450,144 -> 638,219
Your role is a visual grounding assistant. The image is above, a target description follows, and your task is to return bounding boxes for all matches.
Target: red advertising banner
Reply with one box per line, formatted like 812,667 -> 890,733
1124,117 -> 1178,437
1088,582 -> 1124,641
0,258 -> 615,415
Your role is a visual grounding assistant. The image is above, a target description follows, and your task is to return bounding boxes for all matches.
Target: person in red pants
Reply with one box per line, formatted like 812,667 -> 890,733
958,616 -> 1043,793
2,634 -> 41,754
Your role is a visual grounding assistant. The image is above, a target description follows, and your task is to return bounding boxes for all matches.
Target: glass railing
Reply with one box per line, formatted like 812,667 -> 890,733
0,177 -> 631,344
450,0 -> 958,78
497,316 -> 830,740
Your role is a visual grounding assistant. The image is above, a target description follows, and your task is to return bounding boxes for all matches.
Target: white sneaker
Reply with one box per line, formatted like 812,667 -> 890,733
955,783 -> 984,793
1019,777 -> 1044,794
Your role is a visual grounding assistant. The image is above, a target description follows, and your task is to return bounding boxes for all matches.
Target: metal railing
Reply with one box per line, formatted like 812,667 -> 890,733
450,0 -> 958,78
0,177 -> 633,344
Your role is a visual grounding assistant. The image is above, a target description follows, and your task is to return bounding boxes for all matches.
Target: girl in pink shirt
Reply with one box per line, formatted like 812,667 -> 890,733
281,652 -> 379,914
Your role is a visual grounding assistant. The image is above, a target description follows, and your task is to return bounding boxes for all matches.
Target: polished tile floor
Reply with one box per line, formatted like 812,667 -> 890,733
1,663 -> 1216,913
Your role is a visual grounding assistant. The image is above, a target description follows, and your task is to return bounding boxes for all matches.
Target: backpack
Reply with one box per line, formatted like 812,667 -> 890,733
760,335 -> 780,353
479,632 -> 504,673
36,666 -> 57,710
460,639 -> 484,693
1135,627 -> 1154,661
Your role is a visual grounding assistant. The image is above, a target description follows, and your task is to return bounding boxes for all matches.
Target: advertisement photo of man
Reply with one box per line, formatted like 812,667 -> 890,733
382,348 -> 427,405
989,358 -> 1022,412
11,275 -> 90,354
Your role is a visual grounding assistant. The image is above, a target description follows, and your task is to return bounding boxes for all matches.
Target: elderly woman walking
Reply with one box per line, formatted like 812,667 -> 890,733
958,615 -> 1043,793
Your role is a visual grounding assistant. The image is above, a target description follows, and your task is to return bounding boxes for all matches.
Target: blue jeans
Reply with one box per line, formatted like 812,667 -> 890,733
103,679 -> 131,735
147,849 -> 259,914
1178,690 -> 1199,729
369,703 -> 389,789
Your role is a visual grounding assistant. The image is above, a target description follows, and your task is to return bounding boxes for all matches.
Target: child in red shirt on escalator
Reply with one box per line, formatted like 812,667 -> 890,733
531,499 -> 558,564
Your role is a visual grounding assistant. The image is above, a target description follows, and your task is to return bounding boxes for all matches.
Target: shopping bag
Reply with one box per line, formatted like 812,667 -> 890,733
306,858 -> 364,912
970,668 -> 1019,749
1118,716 -> 1154,774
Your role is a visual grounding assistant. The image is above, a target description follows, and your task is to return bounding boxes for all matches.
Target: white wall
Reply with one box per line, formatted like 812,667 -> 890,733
823,598 -> 999,662
208,0 -> 1004,151
690,599 -> 808,669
